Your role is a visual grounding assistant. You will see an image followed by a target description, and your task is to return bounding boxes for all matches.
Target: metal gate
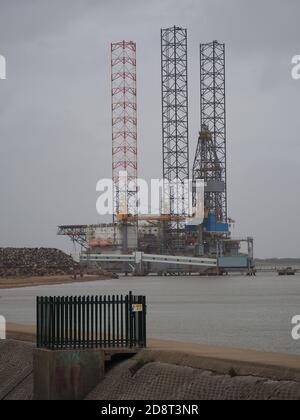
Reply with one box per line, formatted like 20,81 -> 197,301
36,291 -> 146,350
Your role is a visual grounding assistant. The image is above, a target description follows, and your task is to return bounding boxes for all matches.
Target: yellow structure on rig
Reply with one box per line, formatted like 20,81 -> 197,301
116,213 -> 186,223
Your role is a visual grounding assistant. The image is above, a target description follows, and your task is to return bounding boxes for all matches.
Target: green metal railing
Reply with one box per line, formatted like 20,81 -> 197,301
36,292 -> 146,350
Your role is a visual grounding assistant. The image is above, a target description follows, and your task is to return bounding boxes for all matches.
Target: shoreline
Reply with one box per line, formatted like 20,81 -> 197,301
0,274 -> 113,290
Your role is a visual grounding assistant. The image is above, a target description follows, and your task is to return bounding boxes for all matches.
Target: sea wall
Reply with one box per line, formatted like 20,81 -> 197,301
87,356 -> 300,400
1,334 -> 300,400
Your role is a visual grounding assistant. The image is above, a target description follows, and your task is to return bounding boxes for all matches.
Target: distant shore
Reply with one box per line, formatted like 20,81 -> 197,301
0,274 -> 112,289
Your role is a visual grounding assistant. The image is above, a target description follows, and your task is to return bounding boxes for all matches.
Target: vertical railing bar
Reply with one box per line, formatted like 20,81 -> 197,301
65,296 -> 69,348
59,297 -> 63,349
47,297 -> 50,348
49,297 -> 52,350
43,297 -> 46,348
116,295 -> 119,347
91,296 -> 94,349
100,296 -> 102,347
39,297 -> 43,348
108,295 -> 111,347
69,296 -> 73,348
74,296 -> 77,349
82,296 -> 86,348
44,297 -> 47,348
143,296 -> 147,348
47,297 -> 50,350
78,296 -> 82,349
136,295 -> 139,347
55,295 -> 59,349
86,296 -> 90,349
46,297 -> 49,349
39,296 -> 42,348
129,291 -> 133,348
133,294 -> 136,347
103,296 -> 106,348
36,297 -> 40,348
51,297 -> 55,350
56,296 -> 58,349
120,294 -> 124,347
125,294 -> 128,347
58,296 -> 60,349
112,295 -> 115,348
139,295 -> 142,347
95,296 -> 98,348
138,295 -> 142,347
52,296 -> 55,349
57,296 -> 60,349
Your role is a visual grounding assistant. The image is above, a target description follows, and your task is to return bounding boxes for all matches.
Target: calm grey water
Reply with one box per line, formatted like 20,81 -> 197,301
1,273 -> 300,355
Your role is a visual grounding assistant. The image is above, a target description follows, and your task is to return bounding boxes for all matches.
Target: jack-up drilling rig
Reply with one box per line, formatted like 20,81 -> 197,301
58,34 -> 254,275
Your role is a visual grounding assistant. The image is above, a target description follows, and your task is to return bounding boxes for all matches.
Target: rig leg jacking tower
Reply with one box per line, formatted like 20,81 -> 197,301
160,26 -> 189,254
111,41 -> 138,254
192,41 -> 254,274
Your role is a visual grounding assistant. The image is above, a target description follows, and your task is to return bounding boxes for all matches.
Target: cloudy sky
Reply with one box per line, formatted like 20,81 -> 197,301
0,0 -> 299,257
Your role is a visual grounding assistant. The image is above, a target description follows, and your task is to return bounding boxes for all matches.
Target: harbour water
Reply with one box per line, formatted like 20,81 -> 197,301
0,273 -> 299,355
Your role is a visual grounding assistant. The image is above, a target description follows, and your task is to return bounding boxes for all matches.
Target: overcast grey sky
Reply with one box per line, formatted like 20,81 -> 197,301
0,0 -> 299,257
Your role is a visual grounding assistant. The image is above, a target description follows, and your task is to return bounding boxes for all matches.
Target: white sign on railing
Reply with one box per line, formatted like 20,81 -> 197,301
132,304 -> 143,313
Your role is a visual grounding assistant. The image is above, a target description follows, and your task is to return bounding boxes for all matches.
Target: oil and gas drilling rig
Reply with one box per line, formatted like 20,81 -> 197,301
58,28 -> 254,275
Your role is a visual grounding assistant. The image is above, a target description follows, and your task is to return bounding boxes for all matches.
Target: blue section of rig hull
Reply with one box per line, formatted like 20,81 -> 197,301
205,213 -> 229,232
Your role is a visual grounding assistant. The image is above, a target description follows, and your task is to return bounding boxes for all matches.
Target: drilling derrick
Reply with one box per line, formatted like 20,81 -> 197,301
193,125 -> 223,220
196,41 -> 227,222
111,41 -> 137,218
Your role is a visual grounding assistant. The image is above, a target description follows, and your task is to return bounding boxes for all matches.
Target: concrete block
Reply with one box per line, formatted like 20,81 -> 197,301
33,348 -> 105,400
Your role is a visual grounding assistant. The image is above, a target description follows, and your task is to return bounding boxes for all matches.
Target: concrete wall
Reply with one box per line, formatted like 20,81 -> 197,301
34,348 -> 105,400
